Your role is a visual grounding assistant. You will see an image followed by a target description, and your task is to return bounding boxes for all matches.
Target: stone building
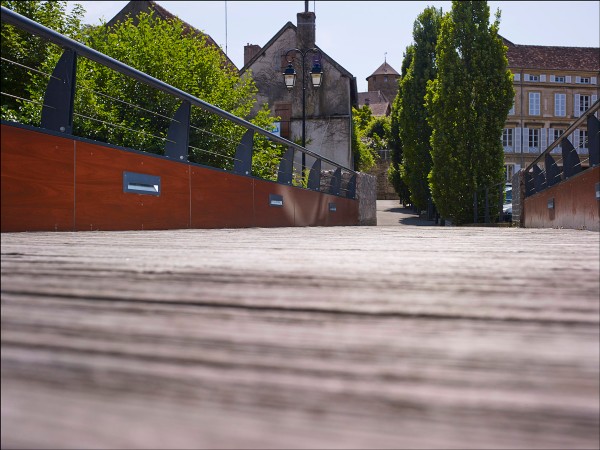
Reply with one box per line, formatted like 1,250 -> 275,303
503,38 -> 599,180
366,60 -> 400,105
356,60 -> 400,118
357,91 -> 391,117
240,8 -> 357,169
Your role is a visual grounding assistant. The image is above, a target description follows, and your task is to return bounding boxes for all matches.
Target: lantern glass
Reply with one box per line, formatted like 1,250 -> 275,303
310,62 -> 323,88
283,64 -> 296,90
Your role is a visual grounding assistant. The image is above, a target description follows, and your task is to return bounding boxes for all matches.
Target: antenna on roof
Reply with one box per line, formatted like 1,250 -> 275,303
384,52 -> 387,63
224,1 -> 228,56
305,0 -> 309,13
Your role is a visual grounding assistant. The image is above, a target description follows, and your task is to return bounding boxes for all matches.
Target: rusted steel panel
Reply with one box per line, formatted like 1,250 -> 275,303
524,165 -> 599,231
2,124 -> 360,231
253,180 -> 296,228
292,187 -> 326,226
190,167 -> 254,228
75,141 -> 190,231
1,125 -> 75,232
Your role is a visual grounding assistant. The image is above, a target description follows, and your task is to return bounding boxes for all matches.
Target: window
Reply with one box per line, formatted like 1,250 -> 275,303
553,129 -> 564,142
502,128 -> 513,149
529,92 -> 540,115
384,76 -> 388,82
578,77 -> 590,84
554,75 -> 565,83
580,95 -> 590,114
579,130 -> 588,149
508,98 -> 515,115
552,129 -> 563,153
529,128 -> 539,151
554,93 -> 566,116
528,74 -> 539,81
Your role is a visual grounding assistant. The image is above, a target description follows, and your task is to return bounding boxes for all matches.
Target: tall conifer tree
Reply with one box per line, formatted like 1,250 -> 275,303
426,1 -> 513,224
397,7 -> 442,211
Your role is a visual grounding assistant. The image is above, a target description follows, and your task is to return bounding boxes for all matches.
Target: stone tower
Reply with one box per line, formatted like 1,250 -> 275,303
366,60 -> 400,103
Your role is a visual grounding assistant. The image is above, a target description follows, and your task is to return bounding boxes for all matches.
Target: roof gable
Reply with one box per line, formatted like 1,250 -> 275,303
368,61 -> 400,78
107,0 -> 237,70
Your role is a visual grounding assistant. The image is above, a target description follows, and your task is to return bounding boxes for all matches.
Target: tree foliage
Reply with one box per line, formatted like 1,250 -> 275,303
1,1 -> 84,116
351,105 -> 376,171
426,1 -> 513,224
388,47 -> 413,205
2,4 -> 283,178
396,7 -> 442,211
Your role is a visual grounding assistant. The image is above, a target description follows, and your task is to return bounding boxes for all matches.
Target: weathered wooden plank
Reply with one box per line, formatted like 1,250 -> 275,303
1,221 -> 599,449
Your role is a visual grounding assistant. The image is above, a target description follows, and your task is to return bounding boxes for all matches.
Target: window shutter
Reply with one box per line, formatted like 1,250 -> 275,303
514,164 -> 521,172
540,74 -> 546,82
524,73 -> 529,81
592,77 -> 597,85
513,73 -> 520,81
523,127 -> 529,152
550,75 -> 555,82
515,127 -> 521,152
540,128 -> 547,151
574,94 -> 581,117
573,129 -> 580,153
592,94 -> 598,105
575,76 -> 581,83
566,75 -> 571,83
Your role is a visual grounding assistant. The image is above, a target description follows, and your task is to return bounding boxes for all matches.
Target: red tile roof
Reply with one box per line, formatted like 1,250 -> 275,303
504,38 -> 599,72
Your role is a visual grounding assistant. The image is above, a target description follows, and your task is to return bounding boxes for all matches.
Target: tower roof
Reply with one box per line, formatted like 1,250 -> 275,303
367,61 -> 400,79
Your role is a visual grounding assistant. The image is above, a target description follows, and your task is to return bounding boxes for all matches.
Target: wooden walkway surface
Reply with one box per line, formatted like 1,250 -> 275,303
2,206 -> 599,449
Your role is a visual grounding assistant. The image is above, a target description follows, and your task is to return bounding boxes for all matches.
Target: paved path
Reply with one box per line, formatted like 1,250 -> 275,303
377,199 -> 435,226
1,223 -> 599,449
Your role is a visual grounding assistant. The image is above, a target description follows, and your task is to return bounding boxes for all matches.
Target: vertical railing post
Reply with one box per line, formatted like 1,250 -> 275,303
233,129 -> 254,176
165,101 -> 190,161
41,49 -> 77,133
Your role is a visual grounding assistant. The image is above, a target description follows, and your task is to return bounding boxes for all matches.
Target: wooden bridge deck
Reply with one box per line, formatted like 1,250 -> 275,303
2,208 -> 599,449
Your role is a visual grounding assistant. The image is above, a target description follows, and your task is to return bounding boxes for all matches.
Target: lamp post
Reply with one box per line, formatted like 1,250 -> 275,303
282,47 -> 323,177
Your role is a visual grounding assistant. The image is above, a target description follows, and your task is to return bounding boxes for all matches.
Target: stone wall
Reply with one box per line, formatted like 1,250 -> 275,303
357,172 -> 377,226
366,159 -> 399,200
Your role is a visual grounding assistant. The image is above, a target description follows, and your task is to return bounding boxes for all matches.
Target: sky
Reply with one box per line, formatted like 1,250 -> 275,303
65,1 -> 600,93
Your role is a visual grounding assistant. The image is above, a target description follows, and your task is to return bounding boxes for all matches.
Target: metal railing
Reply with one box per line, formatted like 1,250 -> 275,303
0,6 -> 357,198
523,99 -> 599,198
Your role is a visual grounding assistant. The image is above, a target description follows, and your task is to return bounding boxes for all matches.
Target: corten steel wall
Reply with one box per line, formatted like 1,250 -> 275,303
524,165 -> 599,231
1,124 -> 358,232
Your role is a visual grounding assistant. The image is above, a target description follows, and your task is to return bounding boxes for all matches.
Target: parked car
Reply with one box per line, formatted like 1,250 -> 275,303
503,184 -> 512,221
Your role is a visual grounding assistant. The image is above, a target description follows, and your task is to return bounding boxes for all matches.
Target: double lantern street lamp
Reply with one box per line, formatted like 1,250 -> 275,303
282,47 -> 323,177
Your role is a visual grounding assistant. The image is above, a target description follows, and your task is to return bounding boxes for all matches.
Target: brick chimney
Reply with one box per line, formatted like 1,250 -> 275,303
244,44 -> 262,65
296,11 -> 316,50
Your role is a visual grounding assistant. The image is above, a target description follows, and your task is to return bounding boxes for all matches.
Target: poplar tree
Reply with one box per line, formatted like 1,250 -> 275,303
426,1 -> 513,224
388,46 -> 413,205
397,6 -> 442,211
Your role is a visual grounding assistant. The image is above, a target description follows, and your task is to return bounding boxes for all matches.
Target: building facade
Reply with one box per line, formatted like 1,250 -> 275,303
240,10 -> 357,170
503,38 -> 599,181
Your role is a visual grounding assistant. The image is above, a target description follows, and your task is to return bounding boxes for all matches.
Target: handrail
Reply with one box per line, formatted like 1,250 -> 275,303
0,5 -> 356,176
524,98 -> 599,173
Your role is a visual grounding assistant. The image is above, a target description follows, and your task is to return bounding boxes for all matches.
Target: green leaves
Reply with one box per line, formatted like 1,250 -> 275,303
395,7 -> 442,211
425,1 -> 513,224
